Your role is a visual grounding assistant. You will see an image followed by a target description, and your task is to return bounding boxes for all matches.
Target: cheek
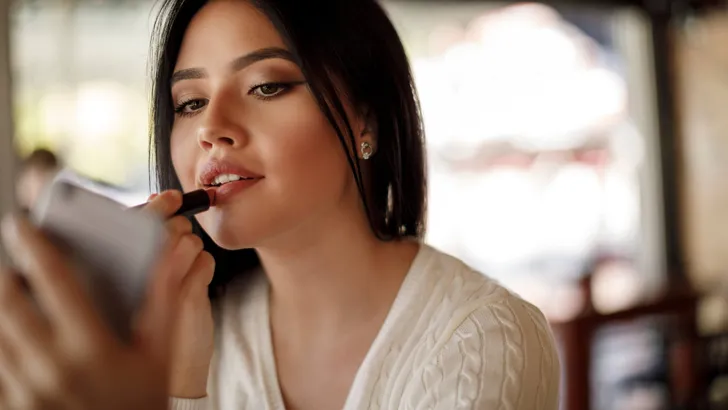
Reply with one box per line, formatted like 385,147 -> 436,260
259,101 -> 352,200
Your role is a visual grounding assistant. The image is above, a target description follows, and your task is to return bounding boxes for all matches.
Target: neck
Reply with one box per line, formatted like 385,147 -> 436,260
256,204 -> 419,331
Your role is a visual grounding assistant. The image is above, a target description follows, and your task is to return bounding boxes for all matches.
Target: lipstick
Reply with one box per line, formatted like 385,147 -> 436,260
131,189 -> 216,218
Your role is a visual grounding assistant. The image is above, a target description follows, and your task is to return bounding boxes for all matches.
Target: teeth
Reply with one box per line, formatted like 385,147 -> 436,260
212,174 -> 243,186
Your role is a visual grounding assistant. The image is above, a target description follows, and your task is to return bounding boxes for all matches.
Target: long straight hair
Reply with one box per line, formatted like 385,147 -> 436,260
149,0 -> 427,297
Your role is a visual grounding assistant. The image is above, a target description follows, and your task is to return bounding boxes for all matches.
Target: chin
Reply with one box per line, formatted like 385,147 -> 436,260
193,209 -> 248,249
204,227 -> 259,251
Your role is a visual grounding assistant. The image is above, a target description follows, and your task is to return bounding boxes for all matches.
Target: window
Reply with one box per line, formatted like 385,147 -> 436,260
12,0 -> 155,205
384,1 -> 665,319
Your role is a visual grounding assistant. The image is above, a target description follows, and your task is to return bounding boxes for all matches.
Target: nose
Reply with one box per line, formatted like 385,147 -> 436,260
197,97 -> 248,151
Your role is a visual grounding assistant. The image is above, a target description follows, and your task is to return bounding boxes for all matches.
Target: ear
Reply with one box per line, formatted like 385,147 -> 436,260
355,110 -> 377,161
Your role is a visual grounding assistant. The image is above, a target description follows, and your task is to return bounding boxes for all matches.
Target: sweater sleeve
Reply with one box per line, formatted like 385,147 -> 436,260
168,397 -> 210,410
405,296 -> 561,410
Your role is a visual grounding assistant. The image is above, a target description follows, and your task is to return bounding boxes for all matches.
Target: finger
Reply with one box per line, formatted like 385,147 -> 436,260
0,269 -> 51,359
139,216 -> 193,313
135,233 -> 205,362
130,217 -> 193,341
166,216 -> 193,240
142,190 -> 183,219
1,215 -> 105,340
0,314 -> 23,398
0,275 -> 34,410
0,315 -> 19,377
0,356 -> 24,409
152,251 -> 214,365
180,251 -> 215,301
161,233 -> 205,290
0,272 -> 57,410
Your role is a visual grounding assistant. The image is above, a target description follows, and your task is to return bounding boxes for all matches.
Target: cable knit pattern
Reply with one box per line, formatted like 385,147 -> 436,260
169,244 -> 560,410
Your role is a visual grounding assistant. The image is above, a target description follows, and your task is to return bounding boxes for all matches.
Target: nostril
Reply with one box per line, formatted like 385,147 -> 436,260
219,136 -> 235,145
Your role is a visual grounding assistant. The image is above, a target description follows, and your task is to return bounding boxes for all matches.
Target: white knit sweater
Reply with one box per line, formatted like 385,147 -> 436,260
170,244 -> 561,410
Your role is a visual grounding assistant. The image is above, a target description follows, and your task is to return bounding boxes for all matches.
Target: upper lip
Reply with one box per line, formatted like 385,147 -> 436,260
198,159 -> 264,187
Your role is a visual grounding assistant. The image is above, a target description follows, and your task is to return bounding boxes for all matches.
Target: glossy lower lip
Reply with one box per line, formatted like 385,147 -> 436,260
208,178 -> 262,204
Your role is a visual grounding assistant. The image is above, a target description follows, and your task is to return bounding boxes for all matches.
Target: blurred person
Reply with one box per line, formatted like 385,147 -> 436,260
0,1 -> 560,410
15,148 -> 61,211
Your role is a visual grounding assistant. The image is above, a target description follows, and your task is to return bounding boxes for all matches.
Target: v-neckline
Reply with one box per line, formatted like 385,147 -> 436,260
257,243 -> 432,410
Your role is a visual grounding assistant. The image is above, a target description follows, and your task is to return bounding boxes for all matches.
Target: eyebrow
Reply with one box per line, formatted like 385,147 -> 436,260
171,47 -> 297,86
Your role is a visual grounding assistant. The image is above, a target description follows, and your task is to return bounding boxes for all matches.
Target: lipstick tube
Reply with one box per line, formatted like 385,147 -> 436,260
131,189 -> 216,218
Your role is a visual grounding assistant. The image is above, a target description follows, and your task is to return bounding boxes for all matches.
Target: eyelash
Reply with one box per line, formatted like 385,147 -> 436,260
173,81 -> 300,118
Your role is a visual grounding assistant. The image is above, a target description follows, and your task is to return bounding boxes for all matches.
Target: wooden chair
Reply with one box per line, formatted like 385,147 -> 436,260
552,275 -> 700,410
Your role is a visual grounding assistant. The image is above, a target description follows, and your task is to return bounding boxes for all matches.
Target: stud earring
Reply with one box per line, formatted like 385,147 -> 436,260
360,141 -> 373,160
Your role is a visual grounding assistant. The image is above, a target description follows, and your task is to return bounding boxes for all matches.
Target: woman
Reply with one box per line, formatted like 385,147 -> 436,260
0,0 -> 560,409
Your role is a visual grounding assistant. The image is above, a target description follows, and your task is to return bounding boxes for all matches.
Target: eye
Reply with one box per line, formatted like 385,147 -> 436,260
174,99 -> 208,117
250,83 -> 290,100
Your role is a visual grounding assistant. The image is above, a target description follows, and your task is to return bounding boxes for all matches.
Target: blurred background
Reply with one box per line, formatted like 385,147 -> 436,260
2,0 -> 728,408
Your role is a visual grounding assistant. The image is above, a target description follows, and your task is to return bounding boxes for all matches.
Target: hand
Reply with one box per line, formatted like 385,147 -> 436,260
143,191 -> 215,399
0,190 -> 212,409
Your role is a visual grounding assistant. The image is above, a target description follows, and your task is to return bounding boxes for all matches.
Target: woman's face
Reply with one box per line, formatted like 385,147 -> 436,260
170,1 -> 365,250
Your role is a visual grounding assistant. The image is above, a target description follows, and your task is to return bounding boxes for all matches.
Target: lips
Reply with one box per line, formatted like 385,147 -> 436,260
198,159 -> 264,187
209,174 -> 257,187
197,159 -> 264,204
211,178 -> 262,204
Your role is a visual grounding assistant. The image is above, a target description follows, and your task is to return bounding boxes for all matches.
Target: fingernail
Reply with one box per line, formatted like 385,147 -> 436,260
148,193 -> 159,201
163,190 -> 183,207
